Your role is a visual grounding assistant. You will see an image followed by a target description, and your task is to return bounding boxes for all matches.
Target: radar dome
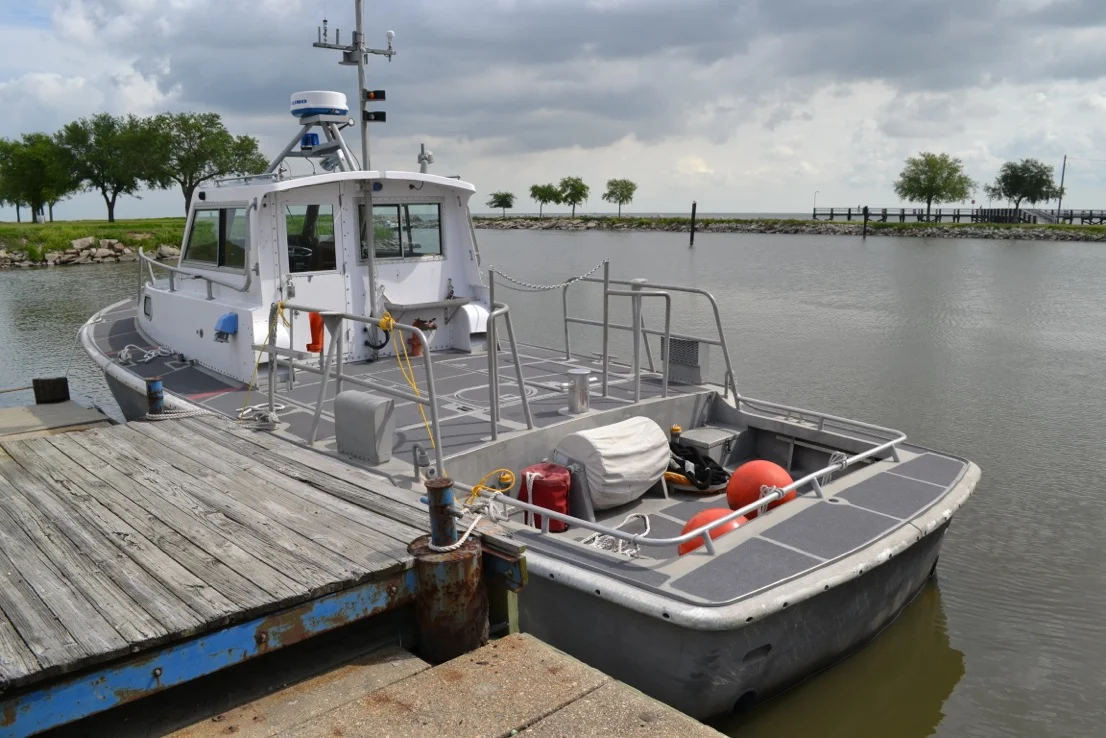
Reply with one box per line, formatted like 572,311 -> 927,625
290,91 -> 349,118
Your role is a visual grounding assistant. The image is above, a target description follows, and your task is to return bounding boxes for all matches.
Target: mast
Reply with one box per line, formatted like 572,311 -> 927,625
355,1 -> 369,170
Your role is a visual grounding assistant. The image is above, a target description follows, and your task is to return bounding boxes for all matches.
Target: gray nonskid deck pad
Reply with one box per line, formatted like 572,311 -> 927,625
836,471 -> 951,520
670,537 -> 822,602
661,496 -> 731,521
887,453 -> 966,487
760,501 -> 899,561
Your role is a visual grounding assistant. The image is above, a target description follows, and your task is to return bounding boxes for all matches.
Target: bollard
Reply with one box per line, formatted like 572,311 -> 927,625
409,477 -> 489,663
863,206 -> 869,238
145,377 -> 164,415
566,367 -> 591,414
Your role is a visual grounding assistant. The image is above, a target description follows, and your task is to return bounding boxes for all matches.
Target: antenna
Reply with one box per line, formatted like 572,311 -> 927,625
312,0 -> 396,171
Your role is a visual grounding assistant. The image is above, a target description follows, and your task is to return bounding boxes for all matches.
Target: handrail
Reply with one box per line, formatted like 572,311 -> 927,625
486,270 -> 536,439
138,197 -> 258,297
473,412 -> 906,556
563,264 -> 740,400
606,287 -> 671,401
269,302 -> 446,474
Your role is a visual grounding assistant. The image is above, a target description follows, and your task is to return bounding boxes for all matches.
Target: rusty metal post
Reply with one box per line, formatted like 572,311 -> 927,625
425,477 -> 458,546
409,477 -> 489,663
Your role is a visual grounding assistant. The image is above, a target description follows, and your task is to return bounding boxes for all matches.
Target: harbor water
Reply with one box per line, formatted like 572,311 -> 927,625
2,231 -> 1104,736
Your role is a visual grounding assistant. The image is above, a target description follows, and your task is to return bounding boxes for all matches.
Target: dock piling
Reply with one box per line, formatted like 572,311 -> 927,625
31,376 -> 69,405
689,201 -> 697,247
409,477 -> 489,663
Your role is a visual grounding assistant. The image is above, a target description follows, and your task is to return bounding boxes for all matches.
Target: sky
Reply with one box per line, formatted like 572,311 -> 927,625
2,0 -> 1106,220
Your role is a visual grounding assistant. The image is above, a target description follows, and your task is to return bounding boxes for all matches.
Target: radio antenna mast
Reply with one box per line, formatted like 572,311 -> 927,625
313,0 -> 395,170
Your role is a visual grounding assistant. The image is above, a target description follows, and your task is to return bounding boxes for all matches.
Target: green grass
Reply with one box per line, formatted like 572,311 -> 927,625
0,218 -> 187,261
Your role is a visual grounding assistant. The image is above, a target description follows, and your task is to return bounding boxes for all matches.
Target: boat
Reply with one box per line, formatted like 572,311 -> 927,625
80,0 -> 979,721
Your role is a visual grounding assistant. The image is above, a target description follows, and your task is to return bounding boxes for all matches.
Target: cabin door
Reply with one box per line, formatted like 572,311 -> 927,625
276,185 -> 352,357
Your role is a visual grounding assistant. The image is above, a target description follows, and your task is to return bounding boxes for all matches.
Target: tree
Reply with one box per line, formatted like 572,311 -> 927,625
558,176 -> 589,217
0,135 -> 77,222
56,113 -> 159,222
983,158 -> 1063,214
601,178 -> 638,217
0,142 -> 26,222
892,152 -> 975,219
146,112 -> 268,213
529,183 -> 561,218
486,191 -> 516,218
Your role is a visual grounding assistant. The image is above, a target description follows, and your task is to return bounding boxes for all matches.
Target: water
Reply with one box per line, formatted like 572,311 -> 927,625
3,232 -> 1105,736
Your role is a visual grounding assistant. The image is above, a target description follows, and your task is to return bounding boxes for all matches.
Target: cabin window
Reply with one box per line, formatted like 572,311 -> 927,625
360,202 -> 442,260
183,207 -> 249,268
285,204 -> 337,273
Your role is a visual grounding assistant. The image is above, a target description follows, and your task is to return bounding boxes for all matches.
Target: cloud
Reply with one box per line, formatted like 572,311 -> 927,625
3,0 -> 1106,217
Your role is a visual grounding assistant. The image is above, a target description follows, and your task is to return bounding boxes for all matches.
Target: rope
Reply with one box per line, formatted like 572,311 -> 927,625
580,513 -> 651,558
142,408 -> 219,421
0,385 -> 32,394
483,260 -> 605,293
238,302 -> 289,422
388,313 -> 437,454
238,402 -> 286,424
522,471 -> 543,528
427,468 -> 517,552
427,513 -> 483,553
118,344 -> 173,366
821,451 -> 849,487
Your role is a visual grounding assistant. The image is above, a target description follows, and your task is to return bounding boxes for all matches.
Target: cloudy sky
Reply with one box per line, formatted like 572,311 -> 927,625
2,0 -> 1105,220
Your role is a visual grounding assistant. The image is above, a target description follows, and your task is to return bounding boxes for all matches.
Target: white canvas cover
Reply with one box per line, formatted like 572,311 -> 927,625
554,416 -> 669,510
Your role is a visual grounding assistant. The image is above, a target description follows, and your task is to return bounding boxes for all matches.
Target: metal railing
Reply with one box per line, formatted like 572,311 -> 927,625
486,270 -> 536,439
562,261 -> 740,401
262,298 -> 536,472
471,407 -> 905,556
137,198 -> 258,299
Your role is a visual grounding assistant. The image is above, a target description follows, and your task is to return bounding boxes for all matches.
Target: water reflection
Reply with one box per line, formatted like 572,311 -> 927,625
714,582 -> 964,738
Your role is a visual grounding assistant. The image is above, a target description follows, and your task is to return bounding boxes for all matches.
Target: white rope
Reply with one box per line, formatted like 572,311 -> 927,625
483,260 -> 605,293
237,403 -> 285,424
428,513 -> 484,553
580,513 -> 651,558
821,451 -> 849,486
523,471 -> 543,528
142,408 -> 218,421
118,343 -> 173,366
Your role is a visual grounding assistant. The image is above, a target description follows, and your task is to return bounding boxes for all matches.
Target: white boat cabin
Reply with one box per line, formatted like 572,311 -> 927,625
139,169 -> 490,384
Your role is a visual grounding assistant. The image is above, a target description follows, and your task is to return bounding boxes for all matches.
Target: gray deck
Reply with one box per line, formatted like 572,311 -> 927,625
0,415 -> 428,693
517,450 -> 971,607
89,304 -> 688,457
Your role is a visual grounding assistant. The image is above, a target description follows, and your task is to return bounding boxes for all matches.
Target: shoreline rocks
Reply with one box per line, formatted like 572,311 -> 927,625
474,217 -> 1106,242
0,238 -> 180,270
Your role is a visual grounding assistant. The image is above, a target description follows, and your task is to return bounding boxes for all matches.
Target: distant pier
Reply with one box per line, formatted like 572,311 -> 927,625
815,206 -> 1106,225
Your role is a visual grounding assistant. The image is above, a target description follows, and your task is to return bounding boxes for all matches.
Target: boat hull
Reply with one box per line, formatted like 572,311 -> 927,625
518,520 -> 951,720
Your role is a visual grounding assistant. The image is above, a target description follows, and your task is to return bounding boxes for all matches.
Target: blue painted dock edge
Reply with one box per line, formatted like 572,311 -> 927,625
0,569 -> 417,738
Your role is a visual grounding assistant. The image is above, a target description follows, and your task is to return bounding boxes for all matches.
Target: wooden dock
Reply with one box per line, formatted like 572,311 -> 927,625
0,415 -> 444,736
0,401 -> 111,441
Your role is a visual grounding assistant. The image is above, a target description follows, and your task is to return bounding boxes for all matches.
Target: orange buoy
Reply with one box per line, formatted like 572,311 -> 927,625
678,508 -> 748,556
726,460 -> 795,519
306,312 -> 324,353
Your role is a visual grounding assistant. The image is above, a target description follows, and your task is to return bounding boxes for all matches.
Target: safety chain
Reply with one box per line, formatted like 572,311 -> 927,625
483,260 -> 606,293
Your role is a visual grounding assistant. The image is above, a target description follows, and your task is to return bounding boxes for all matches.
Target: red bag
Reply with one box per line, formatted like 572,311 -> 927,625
518,463 -> 571,532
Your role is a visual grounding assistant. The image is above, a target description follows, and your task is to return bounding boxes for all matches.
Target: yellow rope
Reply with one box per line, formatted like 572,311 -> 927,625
389,313 -> 436,451
240,302 -> 288,418
466,468 -> 516,506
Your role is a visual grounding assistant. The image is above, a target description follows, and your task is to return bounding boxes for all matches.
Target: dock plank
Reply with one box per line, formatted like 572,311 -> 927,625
127,422 -> 408,572
0,486 -> 167,646
117,424 -> 379,583
71,428 -> 309,603
182,417 -> 429,533
46,433 -> 285,613
0,606 -> 38,685
10,438 -> 240,624
0,444 -> 203,639
179,418 -> 427,542
0,498 -> 128,656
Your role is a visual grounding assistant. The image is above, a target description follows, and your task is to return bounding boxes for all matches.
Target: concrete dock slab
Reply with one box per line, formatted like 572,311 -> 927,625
173,633 -> 724,738
0,400 -> 110,440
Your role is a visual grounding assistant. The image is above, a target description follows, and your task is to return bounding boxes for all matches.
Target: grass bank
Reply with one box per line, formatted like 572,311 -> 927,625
0,218 -> 187,261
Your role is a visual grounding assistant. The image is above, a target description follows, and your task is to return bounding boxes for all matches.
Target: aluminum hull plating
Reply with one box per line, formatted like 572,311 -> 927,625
519,518 -> 954,720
